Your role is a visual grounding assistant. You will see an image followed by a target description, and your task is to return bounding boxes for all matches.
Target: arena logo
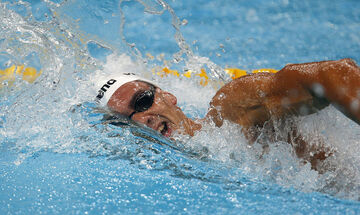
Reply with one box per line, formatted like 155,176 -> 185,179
96,79 -> 117,100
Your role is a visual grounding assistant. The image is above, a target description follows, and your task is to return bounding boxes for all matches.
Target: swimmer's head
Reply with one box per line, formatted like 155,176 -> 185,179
95,73 -> 200,137
95,73 -> 157,107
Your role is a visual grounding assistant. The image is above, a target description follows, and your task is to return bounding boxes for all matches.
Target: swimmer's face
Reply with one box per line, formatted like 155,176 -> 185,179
107,81 -> 197,137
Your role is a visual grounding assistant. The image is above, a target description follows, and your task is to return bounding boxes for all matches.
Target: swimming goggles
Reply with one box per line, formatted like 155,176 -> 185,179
129,84 -> 156,119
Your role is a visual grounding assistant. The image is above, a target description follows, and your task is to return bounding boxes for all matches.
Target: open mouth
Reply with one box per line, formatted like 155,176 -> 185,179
158,121 -> 171,137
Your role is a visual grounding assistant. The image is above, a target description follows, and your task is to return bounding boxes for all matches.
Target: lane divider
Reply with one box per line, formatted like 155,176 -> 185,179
0,64 -> 278,88
0,65 -> 42,88
153,67 -> 278,86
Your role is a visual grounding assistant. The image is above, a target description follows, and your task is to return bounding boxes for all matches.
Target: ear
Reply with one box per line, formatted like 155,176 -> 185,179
162,91 -> 177,105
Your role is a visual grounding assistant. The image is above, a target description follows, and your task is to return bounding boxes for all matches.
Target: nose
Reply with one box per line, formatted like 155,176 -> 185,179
130,88 -> 178,128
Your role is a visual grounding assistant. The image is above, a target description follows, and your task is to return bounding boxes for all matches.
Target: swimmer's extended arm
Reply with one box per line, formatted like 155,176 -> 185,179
276,58 -> 360,124
206,58 -> 360,128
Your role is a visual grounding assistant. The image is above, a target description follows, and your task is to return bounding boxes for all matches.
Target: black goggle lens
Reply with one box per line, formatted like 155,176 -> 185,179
134,90 -> 154,112
129,85 -> 155,118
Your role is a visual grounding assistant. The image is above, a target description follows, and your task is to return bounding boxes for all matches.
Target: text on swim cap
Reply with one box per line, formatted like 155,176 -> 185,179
123,72 -> 136,76
96,79 -> 117,100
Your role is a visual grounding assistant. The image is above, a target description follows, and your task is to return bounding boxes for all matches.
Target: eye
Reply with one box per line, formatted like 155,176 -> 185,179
134,90 -> 154,112
129,84 -> 156,119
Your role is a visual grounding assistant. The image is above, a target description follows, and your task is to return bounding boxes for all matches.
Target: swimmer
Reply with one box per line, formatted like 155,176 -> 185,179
96,58 -> 360,171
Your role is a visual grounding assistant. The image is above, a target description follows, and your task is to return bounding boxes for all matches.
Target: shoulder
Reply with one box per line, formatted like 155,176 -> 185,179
207,73 -> 276,127
213,72 -> 276,101
208,73 -> 274,113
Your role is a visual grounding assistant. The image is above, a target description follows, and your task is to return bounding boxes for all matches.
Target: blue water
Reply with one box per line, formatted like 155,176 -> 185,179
1,0 -> 360,214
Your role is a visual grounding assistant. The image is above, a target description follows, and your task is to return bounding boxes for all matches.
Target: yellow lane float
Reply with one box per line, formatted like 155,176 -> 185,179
0,64 -> 278,89
154,67 -> 278,87
0,65 -> 42,88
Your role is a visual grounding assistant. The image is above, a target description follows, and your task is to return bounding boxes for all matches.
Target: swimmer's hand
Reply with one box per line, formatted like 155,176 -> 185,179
277,58 -> 360,125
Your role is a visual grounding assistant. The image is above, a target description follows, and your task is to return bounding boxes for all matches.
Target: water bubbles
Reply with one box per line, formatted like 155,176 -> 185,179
181,19 -> 188,26
0,1 -> 102,158
1,0 -> 360,204
311,83 -> 325,97
246,9 -> 259,23
86,41 -> 113,62
350,99 -> 360,112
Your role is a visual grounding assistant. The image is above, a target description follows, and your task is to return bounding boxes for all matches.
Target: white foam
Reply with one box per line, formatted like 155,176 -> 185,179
1,1 -> 360,201
176,105 -> 360,199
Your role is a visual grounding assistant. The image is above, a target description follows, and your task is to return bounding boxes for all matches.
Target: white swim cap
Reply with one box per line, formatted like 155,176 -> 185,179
95,73 -> 157,106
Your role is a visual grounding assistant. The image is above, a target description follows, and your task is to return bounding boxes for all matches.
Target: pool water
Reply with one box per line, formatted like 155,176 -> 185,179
1,0 -> 360,214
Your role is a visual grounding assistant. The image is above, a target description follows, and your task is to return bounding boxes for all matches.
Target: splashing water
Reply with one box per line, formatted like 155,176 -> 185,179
1,0 -> 360,213
118,0 -> 360,200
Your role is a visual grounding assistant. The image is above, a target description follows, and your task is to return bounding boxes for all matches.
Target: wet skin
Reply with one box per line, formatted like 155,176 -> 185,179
107,80 -> 201,137
207,58 -> 360,128
107,58 -> 360,170
206,58 -> 360,170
